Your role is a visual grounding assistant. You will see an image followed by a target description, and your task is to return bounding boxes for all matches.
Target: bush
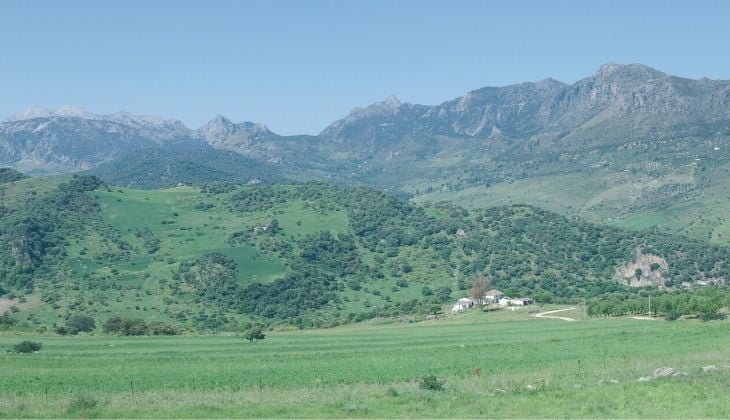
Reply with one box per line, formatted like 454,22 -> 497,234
12,341 -> 42,353
700,310 -> 727,322
103,316 -> 150,335
0,311 -> 17,327
244,324 -> 266,343
418,374 -> 444,391
67,395 -> 98,413
66,314 -> 96,334
103,316 -> 124,334
665,309 -> 681,321
148,321 -> 179,336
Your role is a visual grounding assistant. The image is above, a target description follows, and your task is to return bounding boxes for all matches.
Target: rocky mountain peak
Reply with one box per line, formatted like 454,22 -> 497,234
55,105 -> 95,119
3,106 -> 54,122
383,95 -> 402,108
197,116 -> 276,149
593,62 -> 666,82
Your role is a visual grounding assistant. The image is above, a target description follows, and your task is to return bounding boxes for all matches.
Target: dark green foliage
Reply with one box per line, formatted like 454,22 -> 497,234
0,175 -> 107,290
0,311 -> 16,327
173,253 -> 239,307
0,168 -> 26,184
588,287 -> 730,318
65,314 -> 96,334
243,324 -> 266,343
419,374 -> 444,391
665,309 -> 680,321
12,341 -> 42,353
700,310 -> 726,322
87,147 -> 284,189
147,321 -> 179,335
135,228 -> 160,254
299,232 -> 362,277
238,267 -> 338,319
230,188 -> 290,212
103,316 -> 154,336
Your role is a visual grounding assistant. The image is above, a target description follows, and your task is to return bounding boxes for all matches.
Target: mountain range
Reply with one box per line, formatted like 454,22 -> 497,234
3,63 -> 730,239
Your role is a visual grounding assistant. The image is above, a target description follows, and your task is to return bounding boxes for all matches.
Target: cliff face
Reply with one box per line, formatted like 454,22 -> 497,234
615,248 -> 669,289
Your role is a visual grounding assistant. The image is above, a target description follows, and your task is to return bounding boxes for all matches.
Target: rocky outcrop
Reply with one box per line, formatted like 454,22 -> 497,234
615,248 -> 669,288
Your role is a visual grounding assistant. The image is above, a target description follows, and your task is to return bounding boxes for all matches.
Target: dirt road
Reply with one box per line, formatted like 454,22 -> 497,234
533,307 -> 577,321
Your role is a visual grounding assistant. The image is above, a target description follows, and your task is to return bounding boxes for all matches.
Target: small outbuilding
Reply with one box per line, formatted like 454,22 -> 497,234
498,297 -> 534,306
452,298 -> 477,312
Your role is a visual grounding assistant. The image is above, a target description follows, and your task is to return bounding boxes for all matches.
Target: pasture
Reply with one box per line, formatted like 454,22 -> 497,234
1,312 -> 729,418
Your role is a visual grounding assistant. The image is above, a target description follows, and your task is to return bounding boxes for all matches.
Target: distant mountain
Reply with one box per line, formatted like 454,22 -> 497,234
4,64 -> 730,239
0,107 -> 198,173
197,115 -> 283,163
318,63 -> 730,160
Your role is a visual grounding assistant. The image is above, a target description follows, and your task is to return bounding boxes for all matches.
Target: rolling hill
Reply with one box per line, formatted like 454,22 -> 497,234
1,175 -> 728,332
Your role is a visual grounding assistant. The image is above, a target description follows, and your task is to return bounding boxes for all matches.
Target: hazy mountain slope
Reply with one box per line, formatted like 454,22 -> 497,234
87,145 -> 287,189
0,108 -> 200,174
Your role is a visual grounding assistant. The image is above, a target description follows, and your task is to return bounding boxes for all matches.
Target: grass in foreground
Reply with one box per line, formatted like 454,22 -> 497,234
1,313 -> 729,418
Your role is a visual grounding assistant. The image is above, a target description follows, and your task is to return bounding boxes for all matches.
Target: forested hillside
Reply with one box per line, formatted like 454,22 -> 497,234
1,176 -> 729,331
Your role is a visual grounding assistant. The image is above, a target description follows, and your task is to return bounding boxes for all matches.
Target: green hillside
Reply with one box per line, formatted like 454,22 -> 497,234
2,176 -> 730,332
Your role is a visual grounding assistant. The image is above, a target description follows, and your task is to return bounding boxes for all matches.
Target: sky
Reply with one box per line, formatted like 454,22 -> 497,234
1,0 -> 729,135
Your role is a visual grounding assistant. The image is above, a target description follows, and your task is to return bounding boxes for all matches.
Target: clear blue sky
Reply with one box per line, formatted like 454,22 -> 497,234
1,0 -> 729,135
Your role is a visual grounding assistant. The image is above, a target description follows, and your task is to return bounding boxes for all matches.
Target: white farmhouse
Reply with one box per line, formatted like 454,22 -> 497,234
451,298 -> 477,312
483,289 -> 503,304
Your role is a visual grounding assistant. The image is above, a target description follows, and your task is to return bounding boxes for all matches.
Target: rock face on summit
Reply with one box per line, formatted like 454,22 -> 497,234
198,115 -> 278,148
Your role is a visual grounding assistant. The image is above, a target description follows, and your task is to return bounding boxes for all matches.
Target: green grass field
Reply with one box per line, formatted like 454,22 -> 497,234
2,311 -> 729,418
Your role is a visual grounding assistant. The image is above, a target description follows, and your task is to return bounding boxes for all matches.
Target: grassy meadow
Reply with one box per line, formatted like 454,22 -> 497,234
1,310 -> 729,418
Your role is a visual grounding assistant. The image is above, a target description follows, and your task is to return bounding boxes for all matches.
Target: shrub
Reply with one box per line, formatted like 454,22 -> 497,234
67,395 -> 98,413
665,309 -> 681,321
244,324 -> 266,343
66,314 -> 96,334
148,321 -> 179,336
0,311 -> 17,327
700,310 -> 727,322
12,341 -> 42,353
121,318 -> 149,336
103,316 -> 124,334
103,316 -> 150,335
418,374 -> 444,391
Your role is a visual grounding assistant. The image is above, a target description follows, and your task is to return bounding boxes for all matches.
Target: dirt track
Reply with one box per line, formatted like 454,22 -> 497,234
533,307 -> 577,321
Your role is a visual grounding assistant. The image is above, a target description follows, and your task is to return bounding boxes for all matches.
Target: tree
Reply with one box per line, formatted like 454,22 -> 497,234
468,275 -> 490,305
244,324 -> 266,343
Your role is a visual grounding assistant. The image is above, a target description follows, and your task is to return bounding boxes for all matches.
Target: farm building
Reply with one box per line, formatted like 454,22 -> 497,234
452,298 -> 477,312
483,289 -> 503,304
511,297 -> 534,306
498,297 -> 534,306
